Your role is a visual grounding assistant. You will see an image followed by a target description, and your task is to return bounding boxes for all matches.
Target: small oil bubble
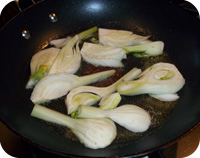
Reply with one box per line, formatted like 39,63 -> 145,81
22,30 -> 31,39
49,13 -> 58,23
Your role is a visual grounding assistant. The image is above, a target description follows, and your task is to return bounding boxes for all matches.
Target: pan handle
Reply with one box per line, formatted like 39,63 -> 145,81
15,0 -> 43,11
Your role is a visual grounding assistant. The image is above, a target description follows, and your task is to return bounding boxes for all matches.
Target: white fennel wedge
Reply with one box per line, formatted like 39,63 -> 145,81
77,104 -> 151,133
31,104 -> 117,149
117,62 -> 185,96
31,70 -> 115,103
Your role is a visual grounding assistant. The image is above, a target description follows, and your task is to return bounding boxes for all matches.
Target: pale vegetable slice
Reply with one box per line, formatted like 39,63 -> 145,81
99,28 -> 150,47
80,42 -> 127,67
122,41 -> 164,57
77,104 -> 151,133
66,67 -> 142,114
117,62 -> 185,96
26,48 -> 60,89
71,93 -> 101,113
149,93 -> 179,101
48,35 -> 81,74
99,92 -> 121,110
50,36 -> 72,48
49,26 -> 98,75
31,70 -> 115,103
31,104 -> 117,149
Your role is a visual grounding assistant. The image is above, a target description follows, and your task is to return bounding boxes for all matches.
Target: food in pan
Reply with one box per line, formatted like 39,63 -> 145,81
122,41 -> 164,57
26,47 -> 60,89
80,42 -> 127,67
31,70 -> 115,103
117,62 -> 185,100
77,104 -> 151,133
48,27 -> 97,75
27,27 -> 185,149
31,104 -> 117,149
98,28 -> 150,47
99,92 -> 121,110
26,27 -> 97,89
50,36 -> 72,48
65,67 -> 141,114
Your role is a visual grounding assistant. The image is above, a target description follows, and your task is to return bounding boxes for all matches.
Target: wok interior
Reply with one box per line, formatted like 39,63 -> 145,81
0,0 -> 200,157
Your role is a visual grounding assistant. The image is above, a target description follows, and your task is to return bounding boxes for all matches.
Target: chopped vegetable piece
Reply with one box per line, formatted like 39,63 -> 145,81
122,41 -> 164,57
99,92 -> 121,110
117,62 -> 185,96
65,67 -> 141,114
77,104 -> 151,132
31,104 -> 117,149
80,42 -> 127,67
71,93 -> 101,114
49,26 -> 98,74
26,47 -> 60,89
99,28 -> 150,47
31,70 -> 115,103
50,36 -> 72,48
149,93 -> 179,101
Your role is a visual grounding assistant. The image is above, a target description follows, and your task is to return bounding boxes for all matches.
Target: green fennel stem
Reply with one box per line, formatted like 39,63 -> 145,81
122,41 -> 164,57
78,26 -> 98,40
26,65 -> 49,89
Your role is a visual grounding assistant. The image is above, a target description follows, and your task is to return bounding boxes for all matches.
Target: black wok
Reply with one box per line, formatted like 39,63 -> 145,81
0,0 -> 200,157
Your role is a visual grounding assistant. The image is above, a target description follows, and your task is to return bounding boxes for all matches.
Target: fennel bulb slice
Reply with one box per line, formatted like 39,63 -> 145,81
31,104 -> 117,149
99,92 -> 122,110
77,104 -> 151,133
49,26 -> 97,74
80,42 -> 127,67
26,47 -> 60,89
48,35 -> 81,74
50,36 -> 72,48
99,28 -> 150,47
149,93 -> 179,101
31,70 -> 115,103
66,67 -> 142,114
117,62 -> 185,96
123,41 -> 164,57
71,93 -> 101,115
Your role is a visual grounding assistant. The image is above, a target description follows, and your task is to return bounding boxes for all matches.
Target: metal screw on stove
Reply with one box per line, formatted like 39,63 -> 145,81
49,13 -> 58,23
22,30 -> 31,39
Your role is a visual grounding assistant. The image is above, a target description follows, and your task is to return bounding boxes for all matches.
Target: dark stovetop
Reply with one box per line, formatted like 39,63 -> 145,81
0,0 -> 200,158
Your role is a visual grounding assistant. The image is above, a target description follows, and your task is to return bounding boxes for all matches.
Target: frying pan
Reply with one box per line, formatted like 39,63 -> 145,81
0,0 -> 200,157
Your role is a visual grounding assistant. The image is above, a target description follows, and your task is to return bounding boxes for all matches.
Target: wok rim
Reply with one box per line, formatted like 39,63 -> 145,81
0,117 -> 199,157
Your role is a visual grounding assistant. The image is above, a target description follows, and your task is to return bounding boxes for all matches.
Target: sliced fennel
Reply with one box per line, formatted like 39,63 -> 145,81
122,41 -> 164,57
50,36 -> 72,48
77,104 -> 151,132
31,70 -> 115,103
99,28 -> 150,47
117,62 -> 185,96
99,92 -> 121,110
70,92 -> 101,118
49,26 -> 98,74
80,42 -> 127,67
26,47 -> 60,89
149,93 -> 179,101
65,67 -> 142,114
31,104 -> 117,149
